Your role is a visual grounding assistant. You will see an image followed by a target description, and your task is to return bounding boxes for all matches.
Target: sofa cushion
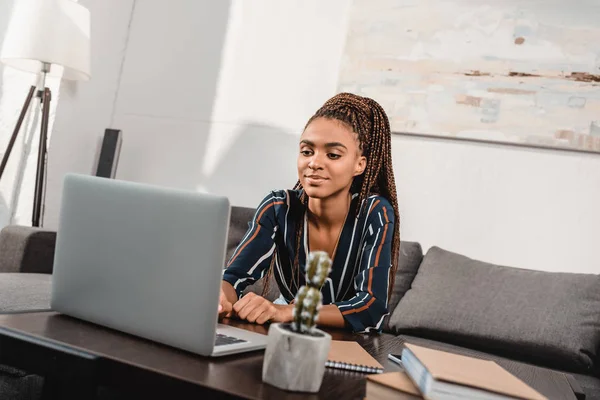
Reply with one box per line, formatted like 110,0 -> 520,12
388,241 -> 423,313
0,226 -> 56,274
0,273 -> 52,313
388,246 -> 600,374
383,241 -> 423,332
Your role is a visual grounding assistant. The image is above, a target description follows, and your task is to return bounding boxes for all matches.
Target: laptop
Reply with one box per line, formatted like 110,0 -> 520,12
51,173 -> 268,357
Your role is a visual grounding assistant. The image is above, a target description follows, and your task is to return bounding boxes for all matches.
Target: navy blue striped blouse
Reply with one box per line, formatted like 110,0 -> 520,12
222,189 -> 395,333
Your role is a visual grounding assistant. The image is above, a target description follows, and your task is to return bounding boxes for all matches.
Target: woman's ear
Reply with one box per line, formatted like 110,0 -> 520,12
354,156 -> 367,177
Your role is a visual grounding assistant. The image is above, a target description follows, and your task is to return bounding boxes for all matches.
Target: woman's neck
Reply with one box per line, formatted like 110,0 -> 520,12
307,190 -> 352,229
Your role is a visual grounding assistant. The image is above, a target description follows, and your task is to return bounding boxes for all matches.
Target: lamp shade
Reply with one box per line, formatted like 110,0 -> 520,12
0,0 -> 91,81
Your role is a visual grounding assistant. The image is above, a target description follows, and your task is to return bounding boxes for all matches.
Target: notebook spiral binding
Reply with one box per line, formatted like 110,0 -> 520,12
325,360 -> 384,374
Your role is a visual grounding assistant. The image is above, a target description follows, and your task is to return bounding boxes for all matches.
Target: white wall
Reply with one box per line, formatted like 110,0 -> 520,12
45,0 -> 352,221
1,0 -> 598,274
393,134 -> 600,273
44,0 -> 135,229
0,0 -> 63,227
198,0 -> 351,206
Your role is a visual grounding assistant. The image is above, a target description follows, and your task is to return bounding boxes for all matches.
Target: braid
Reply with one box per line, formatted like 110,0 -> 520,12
262,93 -> 401,303
261,181 -> 306,297
292,184 -> 307,291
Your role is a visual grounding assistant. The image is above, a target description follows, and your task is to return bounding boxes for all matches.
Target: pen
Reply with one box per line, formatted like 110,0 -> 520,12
387,353 -> 403,368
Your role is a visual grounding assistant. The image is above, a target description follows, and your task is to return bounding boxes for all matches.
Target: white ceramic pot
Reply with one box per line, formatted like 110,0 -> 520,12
262,322 -> 332,393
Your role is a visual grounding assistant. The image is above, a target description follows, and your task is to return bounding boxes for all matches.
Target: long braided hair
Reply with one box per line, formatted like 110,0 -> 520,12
263,92 -> 400,302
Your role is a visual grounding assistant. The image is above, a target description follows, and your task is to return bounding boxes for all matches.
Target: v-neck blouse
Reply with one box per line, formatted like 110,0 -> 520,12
222,189 -> 395,333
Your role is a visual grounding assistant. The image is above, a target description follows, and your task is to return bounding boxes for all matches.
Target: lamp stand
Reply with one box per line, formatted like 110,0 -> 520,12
0,63 -> 52,227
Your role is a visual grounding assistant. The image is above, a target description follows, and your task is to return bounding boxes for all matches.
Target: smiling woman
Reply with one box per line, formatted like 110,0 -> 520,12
220,93 -> 400,333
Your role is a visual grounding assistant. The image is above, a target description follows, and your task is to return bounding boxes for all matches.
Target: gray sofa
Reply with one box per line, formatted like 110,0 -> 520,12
1,206 -> 600,399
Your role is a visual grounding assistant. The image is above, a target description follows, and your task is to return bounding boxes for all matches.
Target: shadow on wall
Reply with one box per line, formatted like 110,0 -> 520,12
0,0 -> 12,91
112,0 -> 232,195
0,0 -> 11,179
7,102 -> 40,223
200,122 -> 301,209
1,0 -> 59,228
0,66 -> 45,228
0,195 -> 9,227
0,1 -> 10,228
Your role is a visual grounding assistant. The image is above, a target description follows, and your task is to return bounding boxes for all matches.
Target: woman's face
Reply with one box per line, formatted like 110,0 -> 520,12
297,117 -> 366,199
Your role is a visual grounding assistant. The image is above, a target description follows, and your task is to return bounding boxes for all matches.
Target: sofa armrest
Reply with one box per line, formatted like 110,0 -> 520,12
0,225 -> 57,274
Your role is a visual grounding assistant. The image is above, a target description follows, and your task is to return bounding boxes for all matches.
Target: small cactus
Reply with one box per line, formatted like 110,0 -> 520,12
292,251 -> 332,334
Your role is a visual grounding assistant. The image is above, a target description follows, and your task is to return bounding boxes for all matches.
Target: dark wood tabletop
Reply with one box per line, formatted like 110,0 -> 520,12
0,312 -> 578,400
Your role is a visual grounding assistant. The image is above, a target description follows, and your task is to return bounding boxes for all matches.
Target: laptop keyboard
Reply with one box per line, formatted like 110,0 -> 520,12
215,333 -> 248,347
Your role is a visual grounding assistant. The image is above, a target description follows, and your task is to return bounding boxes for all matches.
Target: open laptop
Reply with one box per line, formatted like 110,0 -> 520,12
50,173 -> 267,357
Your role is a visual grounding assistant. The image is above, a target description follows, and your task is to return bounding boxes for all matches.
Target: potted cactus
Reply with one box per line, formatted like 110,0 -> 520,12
262,251 -> 333,393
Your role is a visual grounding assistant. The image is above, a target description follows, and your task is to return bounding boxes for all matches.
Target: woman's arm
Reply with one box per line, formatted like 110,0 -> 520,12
219,192 -> 286,319
222,192 -> 285,300
316,304 -> 346,329
221,280 -> 238,304
231,297 -> 346,328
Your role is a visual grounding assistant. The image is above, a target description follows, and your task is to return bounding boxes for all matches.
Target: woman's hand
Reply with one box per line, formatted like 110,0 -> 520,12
218,288 -> 233,319
233,292 -> 293,325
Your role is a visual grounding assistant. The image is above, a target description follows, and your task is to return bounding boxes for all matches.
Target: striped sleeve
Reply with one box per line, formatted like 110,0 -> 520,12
334,197 -> 394,333
222,192 -> 284,298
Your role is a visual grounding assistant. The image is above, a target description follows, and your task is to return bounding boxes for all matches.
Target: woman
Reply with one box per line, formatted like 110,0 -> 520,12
219,92 -> 400,333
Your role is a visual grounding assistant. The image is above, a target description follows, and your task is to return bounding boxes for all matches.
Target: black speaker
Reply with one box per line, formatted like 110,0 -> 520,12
95,128 -> 122,178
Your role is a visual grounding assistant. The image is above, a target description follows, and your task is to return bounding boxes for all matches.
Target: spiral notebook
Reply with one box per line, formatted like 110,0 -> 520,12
326,340 -> 384,373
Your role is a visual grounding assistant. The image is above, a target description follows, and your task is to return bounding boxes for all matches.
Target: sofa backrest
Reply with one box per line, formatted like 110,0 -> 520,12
0,226 -> 56,274
225,206 -> 257,262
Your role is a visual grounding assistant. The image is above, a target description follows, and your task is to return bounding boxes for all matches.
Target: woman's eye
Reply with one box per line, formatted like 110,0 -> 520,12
300,150 -> 312,156
328,153 -> 341,160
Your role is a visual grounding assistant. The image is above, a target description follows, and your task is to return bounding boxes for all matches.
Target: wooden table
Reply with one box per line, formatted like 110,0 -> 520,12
0,312 -> 578,399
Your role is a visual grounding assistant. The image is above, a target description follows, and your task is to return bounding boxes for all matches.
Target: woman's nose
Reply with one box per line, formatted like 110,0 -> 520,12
308,153 -> 323,170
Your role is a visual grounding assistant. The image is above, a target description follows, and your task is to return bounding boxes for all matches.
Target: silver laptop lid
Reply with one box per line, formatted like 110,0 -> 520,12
51,174 -> 230,356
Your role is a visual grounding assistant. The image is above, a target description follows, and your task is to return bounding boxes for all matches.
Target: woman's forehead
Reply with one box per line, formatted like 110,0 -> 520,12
301,118 -> 358,145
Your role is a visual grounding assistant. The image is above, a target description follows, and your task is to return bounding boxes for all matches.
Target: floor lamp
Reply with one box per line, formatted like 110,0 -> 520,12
0,0 -> 91,227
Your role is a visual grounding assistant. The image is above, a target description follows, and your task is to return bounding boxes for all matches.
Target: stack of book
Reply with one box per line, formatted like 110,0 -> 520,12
366,343 -> 547,400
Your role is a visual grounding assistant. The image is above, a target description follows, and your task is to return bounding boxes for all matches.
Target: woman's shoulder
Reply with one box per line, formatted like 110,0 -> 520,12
359,194 -> 395,224
254,189 -> 304,213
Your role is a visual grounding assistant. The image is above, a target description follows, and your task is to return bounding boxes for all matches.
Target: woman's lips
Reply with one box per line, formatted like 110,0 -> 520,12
305,175 -> 327,185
